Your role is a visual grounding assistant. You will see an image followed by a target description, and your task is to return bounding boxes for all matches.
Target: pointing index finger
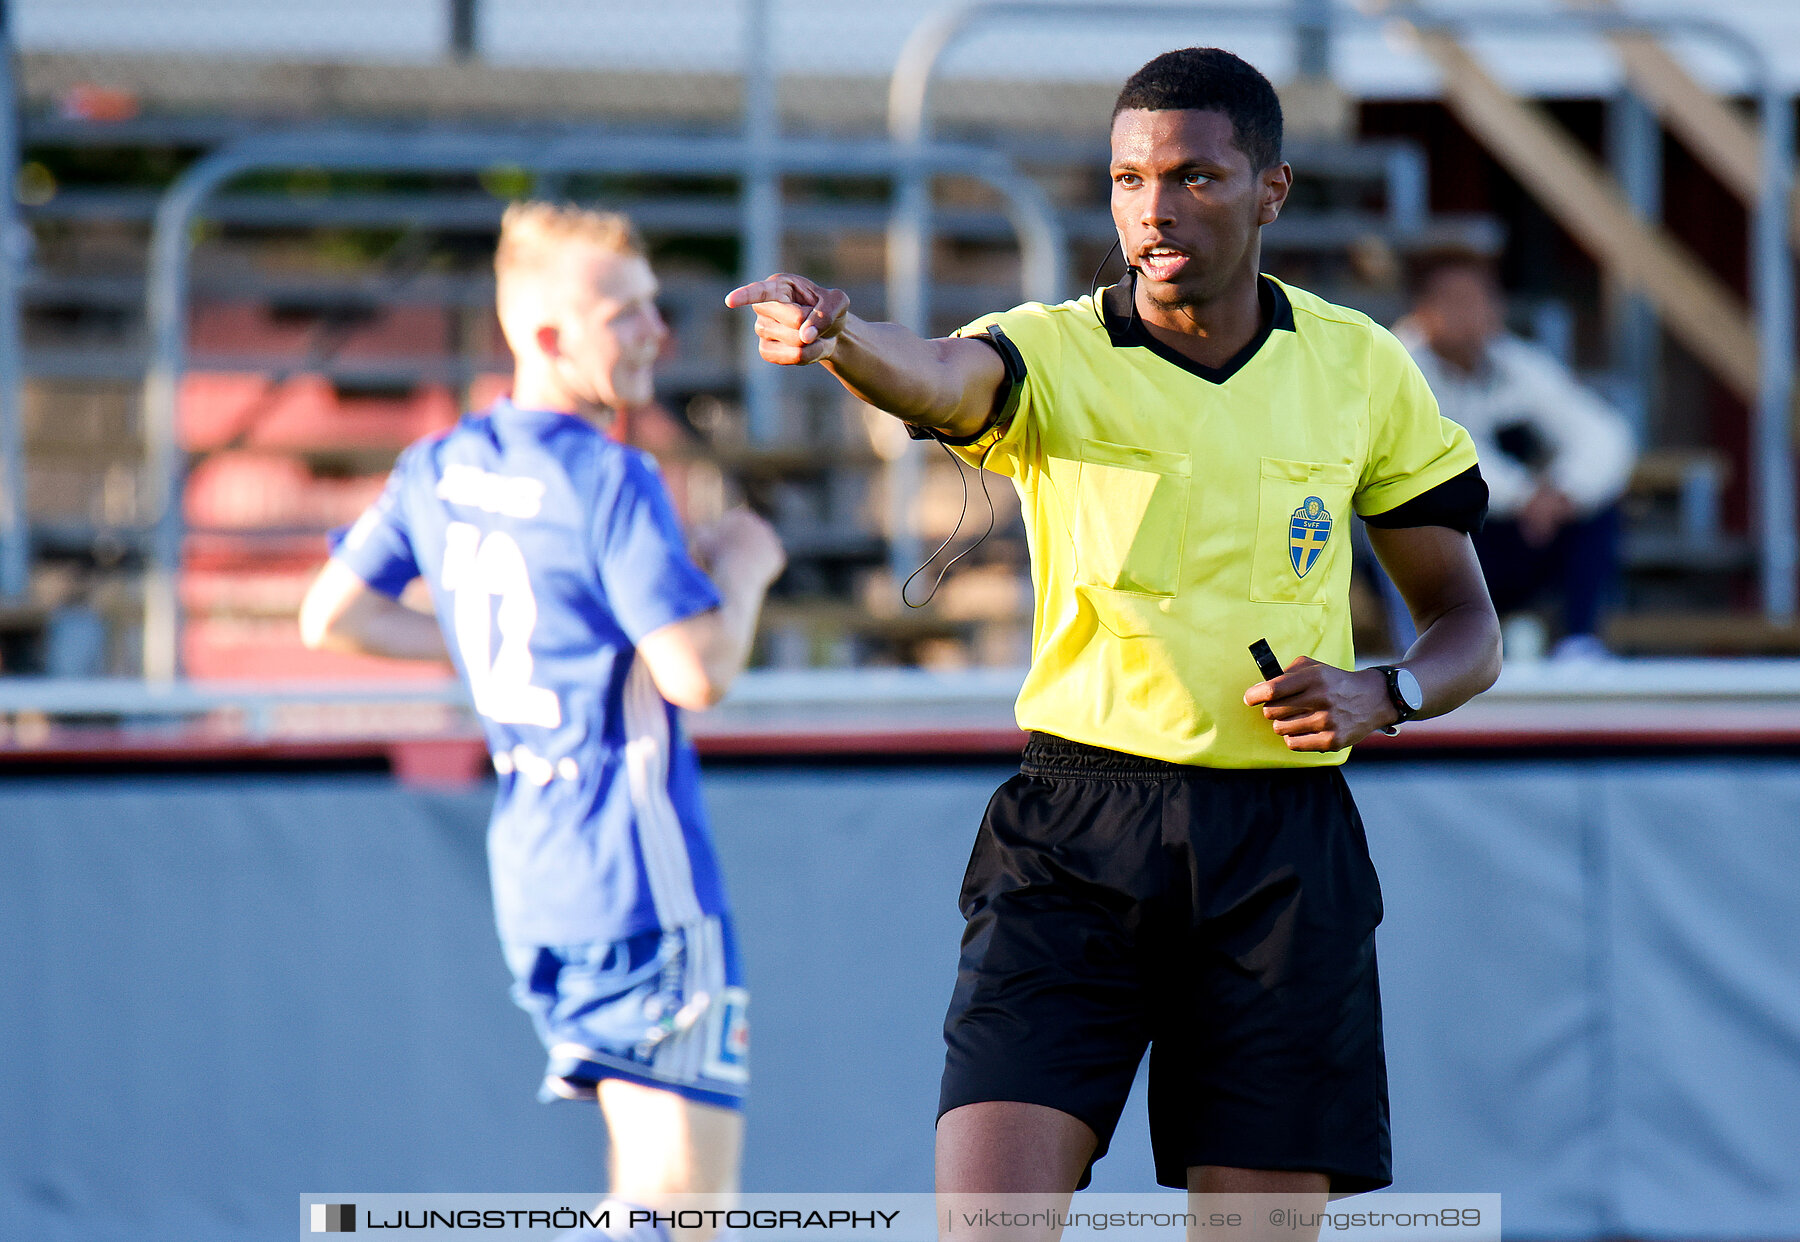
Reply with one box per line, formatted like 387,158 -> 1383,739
724,276 -> 805,309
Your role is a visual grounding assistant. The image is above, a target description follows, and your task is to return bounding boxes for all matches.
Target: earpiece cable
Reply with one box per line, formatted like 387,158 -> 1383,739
901,437 -> 1001,609
1089,236 -> 1142,334
900,235 -> 1127,609
1090,236 -> 1123,329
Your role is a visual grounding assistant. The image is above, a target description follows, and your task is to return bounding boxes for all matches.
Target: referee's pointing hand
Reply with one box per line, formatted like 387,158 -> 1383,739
726,274 -> 851,366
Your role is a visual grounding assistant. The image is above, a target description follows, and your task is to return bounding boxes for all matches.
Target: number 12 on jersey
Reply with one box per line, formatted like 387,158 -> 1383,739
441,521 -> 562,728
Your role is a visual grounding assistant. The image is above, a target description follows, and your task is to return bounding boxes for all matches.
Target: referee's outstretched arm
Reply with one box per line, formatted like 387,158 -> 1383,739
726,274 -> 1008,441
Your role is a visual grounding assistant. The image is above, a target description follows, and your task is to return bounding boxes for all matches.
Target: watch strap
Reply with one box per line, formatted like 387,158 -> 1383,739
1378,664 -> 1419,732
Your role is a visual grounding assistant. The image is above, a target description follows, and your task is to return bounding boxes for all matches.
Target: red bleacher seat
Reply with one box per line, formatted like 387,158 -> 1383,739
179,373 -> 458,452
188,303 -> 454,359
185,453 -> 386,531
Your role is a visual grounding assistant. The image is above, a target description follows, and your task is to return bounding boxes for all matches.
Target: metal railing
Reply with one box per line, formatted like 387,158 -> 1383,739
0,2 -> 27,602
0,676 -> 472,741
4,660 -> 1800,741
136,128 -> 1067,680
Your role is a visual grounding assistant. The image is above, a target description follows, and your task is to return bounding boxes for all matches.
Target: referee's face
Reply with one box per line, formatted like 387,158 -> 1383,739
1109,108 -> 1289,309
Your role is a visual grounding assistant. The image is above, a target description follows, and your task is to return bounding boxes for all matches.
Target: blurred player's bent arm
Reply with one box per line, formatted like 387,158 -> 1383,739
633,508 -> 785,709
300,519 -> 781,712
298,559 -> 449,662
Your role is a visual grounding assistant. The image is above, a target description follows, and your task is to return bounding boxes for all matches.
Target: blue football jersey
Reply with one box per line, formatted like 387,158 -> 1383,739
332,398 -> 727,945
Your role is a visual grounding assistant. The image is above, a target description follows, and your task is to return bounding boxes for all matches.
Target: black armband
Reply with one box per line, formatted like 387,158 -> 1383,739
904,325 -> 1027,447
1361,465 -> 1490,535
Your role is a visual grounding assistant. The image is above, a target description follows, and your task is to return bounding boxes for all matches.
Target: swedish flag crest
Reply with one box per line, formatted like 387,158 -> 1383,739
1288,495 -> 1333,577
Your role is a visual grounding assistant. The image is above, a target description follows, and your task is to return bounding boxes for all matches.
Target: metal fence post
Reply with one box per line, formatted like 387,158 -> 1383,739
886,4 -> 970,339
450,0 -> 478,60
883,9 -> 973,584
142,147 -> 261,682
1294,0 -> 1332,79
1753,80 -> 1796,622
1608,91 -> 1661,443
0,0 -> 28,602
885,144 -> 929,581
740,0 -> 782,443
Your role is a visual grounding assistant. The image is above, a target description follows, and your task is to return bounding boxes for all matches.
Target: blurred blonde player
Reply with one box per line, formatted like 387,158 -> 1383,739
301,203 -> 783,1241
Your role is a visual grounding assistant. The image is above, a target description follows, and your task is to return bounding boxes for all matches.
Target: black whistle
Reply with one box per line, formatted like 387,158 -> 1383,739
1249,638 -> 1283,683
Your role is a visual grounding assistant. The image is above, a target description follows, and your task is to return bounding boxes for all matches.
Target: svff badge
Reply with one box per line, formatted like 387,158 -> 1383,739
1288,496 -> 1332,577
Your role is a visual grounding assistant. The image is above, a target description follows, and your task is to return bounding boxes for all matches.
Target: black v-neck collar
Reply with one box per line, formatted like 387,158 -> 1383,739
1100,273 -> 1296,384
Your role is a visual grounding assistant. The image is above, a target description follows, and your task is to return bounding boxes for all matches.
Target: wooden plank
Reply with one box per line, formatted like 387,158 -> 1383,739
1606,610 -> 1800,654
1629,446 -> 1732,493
1613,36 -> 1758,195
1411,31 -> 1760,403
1567,0 -> 1800,243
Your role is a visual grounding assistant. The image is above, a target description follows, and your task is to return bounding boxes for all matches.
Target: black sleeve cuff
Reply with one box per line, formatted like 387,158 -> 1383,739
1361,464 -> 1489,534
905,325 -> 1027,447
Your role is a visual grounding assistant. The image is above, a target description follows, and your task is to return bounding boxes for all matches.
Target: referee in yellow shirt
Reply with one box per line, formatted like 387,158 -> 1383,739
730,47 -> 1500,1215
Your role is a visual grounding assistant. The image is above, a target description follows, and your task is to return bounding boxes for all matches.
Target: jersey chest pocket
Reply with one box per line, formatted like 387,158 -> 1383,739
1068,439 -> 1190,614
1250,458 -> 1357,605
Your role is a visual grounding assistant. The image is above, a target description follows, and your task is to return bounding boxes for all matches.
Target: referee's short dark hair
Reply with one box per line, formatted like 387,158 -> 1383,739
1113,48 -> 1284,172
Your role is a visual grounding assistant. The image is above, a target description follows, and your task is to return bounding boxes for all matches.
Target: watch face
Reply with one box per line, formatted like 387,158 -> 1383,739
1395,667 -> 1424,714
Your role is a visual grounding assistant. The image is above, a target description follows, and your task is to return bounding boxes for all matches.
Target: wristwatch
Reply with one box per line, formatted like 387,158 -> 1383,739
1377,665 -> 1424,735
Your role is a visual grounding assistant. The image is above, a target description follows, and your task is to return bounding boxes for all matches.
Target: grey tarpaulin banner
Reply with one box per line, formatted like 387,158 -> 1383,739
1,761 -> 1796,1239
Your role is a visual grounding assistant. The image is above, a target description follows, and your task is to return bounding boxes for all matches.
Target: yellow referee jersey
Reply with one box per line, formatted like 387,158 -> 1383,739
948,276 -> 1481,768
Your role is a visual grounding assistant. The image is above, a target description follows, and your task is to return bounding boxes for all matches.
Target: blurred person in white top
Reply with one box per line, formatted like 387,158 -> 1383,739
1395,250 -> 1635,660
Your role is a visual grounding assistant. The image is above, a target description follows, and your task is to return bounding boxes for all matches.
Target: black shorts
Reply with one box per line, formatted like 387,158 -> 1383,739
939,733 -> 1391,1192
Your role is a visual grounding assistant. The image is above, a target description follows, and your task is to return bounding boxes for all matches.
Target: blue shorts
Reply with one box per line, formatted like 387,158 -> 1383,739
503,915 -> 748,1111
